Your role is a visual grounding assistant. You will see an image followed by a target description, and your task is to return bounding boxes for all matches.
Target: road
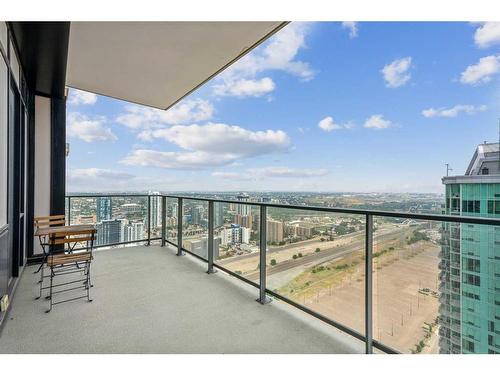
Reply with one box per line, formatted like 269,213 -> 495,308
219,225 -> 416,282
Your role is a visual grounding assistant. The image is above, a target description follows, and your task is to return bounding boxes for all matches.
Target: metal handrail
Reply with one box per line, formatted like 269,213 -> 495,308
65,193 -> 500,355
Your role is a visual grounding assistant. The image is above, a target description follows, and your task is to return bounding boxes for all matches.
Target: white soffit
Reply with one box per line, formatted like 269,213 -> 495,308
66,22 -> 287,109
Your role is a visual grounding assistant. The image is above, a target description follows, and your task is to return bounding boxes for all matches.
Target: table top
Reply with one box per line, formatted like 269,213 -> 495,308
35,224 -> 96,237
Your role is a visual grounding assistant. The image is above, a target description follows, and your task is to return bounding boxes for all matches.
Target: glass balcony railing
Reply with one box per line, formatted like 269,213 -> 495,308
64,193 -> 500,354
66,194 -> 162,249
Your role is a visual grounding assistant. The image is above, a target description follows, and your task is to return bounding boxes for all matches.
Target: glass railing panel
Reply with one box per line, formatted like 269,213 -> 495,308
65,196 -> 70,225
67,196 -> 97,226
67,195 -> 149,248
181,199 -> 209,260
213,201 -> 261,284
266,206 -> 365,336
166,197 -> 179,245
372,217 -> 441,353
148,194 -> 162,241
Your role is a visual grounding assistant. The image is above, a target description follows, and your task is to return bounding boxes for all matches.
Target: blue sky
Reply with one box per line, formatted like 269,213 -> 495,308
66,22 -> 500,193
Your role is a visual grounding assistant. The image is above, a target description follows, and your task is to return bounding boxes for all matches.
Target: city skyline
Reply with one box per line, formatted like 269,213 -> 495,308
66,22 -> 500,194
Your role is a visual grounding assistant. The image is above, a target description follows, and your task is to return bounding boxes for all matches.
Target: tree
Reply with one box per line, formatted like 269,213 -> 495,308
292,254 -> 298,260
270,259 -> 277,266
298,252 -> 303,258
315,248 -> 321,253
407,230 -> 430,245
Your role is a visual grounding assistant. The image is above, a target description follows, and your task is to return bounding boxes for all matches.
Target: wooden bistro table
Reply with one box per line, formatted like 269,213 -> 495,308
34,224 -> 96,273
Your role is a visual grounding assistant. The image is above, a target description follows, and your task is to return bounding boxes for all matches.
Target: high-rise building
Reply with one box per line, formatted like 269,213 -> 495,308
286,223 -> 313,238
236,193 -> 251,216
96,197 -> 112,222
232,213 -> 253,229
96,219 -> 123,246
148,192 -> 161,229
439,142 -> 500,354
192,205 -> 203,225
214,202 -> 224,228
240,227 -> 251,244
121,221 -> 145,243
220,224 -> 250,246
267,219 -> 284,243
170,202 -> 178,218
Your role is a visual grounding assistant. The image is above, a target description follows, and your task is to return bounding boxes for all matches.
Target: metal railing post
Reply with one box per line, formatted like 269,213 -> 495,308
207,200 -> 216,274
161,196 -> 166,247
365,214 -> 373,354
177,197 -> 184,256
257,205 -> 271,304
147,195 -> 151,246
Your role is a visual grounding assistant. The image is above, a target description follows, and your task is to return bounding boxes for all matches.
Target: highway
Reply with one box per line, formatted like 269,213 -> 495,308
219,225 -> 417,282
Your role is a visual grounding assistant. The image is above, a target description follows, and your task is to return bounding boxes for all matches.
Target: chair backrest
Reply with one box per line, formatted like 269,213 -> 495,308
48,228 -> 97,251
34,214 -> 66,230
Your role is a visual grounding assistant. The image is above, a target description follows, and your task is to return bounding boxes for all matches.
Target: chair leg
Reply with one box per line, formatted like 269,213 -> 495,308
86,262 -> 93,302
34,237 -> 47,274
45,267 -> 53,313
38,260 -> 44,284
34,259 -> 44,274
36,264 -> 44,300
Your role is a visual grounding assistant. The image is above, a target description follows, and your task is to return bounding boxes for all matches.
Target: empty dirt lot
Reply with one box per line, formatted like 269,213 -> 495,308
277,240 -> 440,353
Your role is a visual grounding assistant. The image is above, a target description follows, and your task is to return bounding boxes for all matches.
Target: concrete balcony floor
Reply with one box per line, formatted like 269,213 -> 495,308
0,245 -> 363,354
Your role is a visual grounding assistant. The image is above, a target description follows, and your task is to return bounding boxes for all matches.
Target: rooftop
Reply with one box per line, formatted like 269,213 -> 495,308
443,142 -> 500,184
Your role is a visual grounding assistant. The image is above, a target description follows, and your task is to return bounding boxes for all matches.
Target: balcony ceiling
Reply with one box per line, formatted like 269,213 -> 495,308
66,22 -> 287,109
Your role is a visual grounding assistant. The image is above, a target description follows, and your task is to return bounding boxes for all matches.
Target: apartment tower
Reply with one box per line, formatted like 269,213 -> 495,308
440,142 -> 500,354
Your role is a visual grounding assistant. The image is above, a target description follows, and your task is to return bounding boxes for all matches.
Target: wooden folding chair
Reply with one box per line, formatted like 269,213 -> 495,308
43,228 -> 96,313
33,214 -> 66,274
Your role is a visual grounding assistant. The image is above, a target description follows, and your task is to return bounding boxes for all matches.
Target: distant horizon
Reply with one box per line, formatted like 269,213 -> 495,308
65,190 -> 445,196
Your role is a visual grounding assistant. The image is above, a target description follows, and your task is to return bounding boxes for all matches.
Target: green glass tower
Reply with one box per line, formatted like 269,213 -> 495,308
440,142 -> 500,354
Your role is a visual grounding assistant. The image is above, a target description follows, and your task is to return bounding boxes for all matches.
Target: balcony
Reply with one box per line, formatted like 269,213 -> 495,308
0,244 -> 363,354
5,192 -> 500,354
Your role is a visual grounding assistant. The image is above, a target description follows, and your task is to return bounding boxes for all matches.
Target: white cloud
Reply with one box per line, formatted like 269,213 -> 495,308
213,77 -> 276,98
66,168 -> 186,192
248,167 -> 329,178
137,123 -> 290,157
212,167 -> 328,180
213,23 -> 314,97
318,116 -> 354,132
67,89 -> 98,105
474,22 -> 500,48
422,104 -> 488,118
364,114 -> 393,130
67,112 -> 117,142
460,55 -> 500,85
121,150 -> 236,169
67,168 -> 134,181
381,57 -> 413,88
121,123 -> 291,170
211,171 -> 255,180
116,99 -> 214,130
341,22 -> 358,38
